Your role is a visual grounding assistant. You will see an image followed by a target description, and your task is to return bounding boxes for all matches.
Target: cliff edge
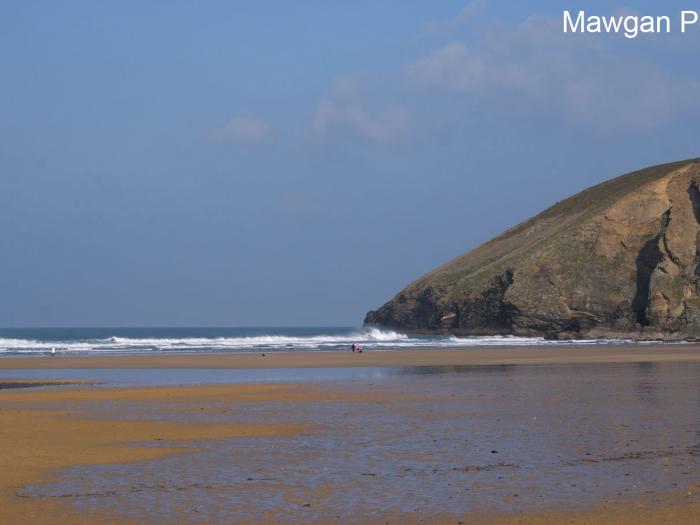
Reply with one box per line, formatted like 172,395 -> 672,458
365,158 -> 700,339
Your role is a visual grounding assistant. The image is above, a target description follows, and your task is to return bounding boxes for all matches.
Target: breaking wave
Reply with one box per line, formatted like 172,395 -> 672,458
0,327 -> 662,356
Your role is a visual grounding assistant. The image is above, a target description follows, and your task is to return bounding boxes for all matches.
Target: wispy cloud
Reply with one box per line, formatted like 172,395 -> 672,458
421,0 -> 487,35
310,79 -> 412,144
212,115 -> 274,144
407,15 -> 700,132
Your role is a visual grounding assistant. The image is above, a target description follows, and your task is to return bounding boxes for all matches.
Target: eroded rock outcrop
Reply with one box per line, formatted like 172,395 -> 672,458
365,158 -> 700,339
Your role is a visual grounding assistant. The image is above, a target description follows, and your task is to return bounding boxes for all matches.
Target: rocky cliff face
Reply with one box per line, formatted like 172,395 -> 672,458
365,158 -> 700,339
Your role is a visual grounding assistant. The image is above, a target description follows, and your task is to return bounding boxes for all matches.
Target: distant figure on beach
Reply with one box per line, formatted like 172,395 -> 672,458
351,343 -> 357,352
51,347 -> 56,356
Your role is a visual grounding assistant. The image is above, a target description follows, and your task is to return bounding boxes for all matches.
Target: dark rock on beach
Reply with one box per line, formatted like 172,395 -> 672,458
365,158 -> 700,339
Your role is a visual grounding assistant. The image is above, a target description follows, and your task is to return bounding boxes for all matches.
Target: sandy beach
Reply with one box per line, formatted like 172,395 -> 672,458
3,345 -> 700,523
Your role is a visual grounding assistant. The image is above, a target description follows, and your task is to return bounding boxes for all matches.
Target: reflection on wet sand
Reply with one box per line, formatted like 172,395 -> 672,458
2,361 -> 700,523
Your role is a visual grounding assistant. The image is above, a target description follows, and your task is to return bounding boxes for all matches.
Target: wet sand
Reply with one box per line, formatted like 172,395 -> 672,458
0,384 -> 313,524
0,378 -> 89,389
3,347 -> 700,523
1,343 -> 699,369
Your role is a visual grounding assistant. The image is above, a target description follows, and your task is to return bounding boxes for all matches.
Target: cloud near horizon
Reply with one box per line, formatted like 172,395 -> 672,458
212,115 -> 274,144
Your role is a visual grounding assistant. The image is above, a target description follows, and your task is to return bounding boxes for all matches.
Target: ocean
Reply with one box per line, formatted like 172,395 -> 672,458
0,327 -> 660,356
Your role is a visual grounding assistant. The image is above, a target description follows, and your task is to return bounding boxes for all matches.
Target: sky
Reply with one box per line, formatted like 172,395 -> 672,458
1,1 -> 700,327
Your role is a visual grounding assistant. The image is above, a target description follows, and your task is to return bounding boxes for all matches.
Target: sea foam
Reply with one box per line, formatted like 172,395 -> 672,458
0,327 -> 665,355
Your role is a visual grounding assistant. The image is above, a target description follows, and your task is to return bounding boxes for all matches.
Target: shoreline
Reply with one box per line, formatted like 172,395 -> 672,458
0,343 -> 699,369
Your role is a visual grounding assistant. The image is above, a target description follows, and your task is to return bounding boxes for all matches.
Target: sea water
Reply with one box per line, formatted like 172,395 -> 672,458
0,326 -> 667,356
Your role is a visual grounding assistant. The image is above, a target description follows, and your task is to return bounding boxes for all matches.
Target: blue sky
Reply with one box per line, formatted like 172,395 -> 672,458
1,1 -> 699,326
